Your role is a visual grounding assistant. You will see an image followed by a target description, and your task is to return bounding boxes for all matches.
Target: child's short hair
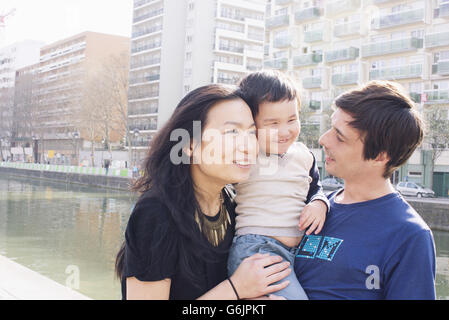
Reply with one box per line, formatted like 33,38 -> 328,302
238,70 -> 300,118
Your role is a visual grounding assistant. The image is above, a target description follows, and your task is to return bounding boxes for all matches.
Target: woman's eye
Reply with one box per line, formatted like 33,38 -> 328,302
225,129 -> 238,134
249,130 -> 257,135
289,119 -> 297,123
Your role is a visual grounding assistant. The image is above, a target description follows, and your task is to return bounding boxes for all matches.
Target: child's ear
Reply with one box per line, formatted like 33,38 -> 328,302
182,141 -> 193,157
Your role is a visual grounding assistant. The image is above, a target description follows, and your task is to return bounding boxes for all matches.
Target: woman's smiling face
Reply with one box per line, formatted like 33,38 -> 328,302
190,98 -> 259,185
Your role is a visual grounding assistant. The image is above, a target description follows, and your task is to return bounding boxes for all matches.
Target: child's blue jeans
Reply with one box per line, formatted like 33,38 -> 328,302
227,233 -> 308,300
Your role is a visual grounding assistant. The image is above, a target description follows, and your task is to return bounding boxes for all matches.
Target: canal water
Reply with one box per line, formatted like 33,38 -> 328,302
0,174 -> 448,300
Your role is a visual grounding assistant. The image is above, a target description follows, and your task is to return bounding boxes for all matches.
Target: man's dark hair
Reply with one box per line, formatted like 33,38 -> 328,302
238,70 -> 300,118
335,80 -> 424,179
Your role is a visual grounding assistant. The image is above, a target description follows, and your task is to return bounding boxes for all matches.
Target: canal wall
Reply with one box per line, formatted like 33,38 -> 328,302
408,199 -> 449,232
0,163 -> 133,191
1,163 -> 448,231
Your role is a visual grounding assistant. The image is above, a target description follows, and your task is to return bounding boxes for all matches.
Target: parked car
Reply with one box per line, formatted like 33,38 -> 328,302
396,181 -> 435,198
321,177 -> 344,191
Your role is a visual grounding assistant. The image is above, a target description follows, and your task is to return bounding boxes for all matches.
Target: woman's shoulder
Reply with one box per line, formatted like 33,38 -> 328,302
127,194 -> 174,233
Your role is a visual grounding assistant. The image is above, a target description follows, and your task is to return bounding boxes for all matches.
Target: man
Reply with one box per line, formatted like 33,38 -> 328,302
294,81 -> 436,299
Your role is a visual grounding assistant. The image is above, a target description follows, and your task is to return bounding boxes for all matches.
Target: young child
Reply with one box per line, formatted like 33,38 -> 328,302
227,70 -> 329,300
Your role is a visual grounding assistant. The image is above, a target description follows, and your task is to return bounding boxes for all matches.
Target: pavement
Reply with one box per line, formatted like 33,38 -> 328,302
0,255 -> 91,300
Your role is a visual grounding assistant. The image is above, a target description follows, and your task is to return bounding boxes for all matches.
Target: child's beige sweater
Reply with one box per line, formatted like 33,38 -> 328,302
234,142 -> 314,238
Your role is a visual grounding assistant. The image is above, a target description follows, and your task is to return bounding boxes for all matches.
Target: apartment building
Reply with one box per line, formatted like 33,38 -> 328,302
264,0 -> 449,196
0,40 -> 43,161
10,63 -> 40,162
36,32 -> 130,165
128,0 -> 265,163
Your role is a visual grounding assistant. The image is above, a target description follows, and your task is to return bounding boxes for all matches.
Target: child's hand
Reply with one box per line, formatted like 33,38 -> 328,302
298,200 -> 327,235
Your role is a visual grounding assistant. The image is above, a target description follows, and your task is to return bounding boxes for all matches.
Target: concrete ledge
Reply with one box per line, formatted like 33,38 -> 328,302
408,199 -> 449,232
0,166 -> 133,191
0,255 -> 91,300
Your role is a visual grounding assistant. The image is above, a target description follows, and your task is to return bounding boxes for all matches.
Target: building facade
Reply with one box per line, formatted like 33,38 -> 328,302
35,32 -> 130,165
128,0 -> 266,164
264,0 -> 449,196
0,40 -> 44,161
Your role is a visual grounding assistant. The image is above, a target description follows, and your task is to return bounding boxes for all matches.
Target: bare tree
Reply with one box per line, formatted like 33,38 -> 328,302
80,52 -> 130,167
424,105 -> 449,188
0,87 -> 15,160
90,52 -> 131,166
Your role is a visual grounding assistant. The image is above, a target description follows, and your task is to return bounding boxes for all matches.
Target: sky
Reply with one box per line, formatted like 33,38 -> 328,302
1,0 -> 133,47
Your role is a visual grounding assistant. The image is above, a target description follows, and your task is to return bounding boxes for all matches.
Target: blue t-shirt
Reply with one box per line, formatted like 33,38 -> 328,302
294,190 -> 436,300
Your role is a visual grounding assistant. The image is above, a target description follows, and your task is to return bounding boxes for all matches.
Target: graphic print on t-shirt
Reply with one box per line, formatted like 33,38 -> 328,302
296,235 -> 343,261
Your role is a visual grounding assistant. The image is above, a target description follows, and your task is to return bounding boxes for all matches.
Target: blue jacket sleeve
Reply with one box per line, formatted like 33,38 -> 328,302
306,152 -> 330,213
383,229 -> 436,299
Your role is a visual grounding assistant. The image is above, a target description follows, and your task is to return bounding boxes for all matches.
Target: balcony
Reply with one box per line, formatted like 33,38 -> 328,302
266,14 -> 290,29
133,8 -> 163,24
134,0 -> 160,9
304,29 -> 323,43
409,92 -> 422,103
219,45 -> 244,54
334,21 -> 361,38
369,64 -> 423,80
325,0 -> 361,17
303,76 -> 322,89
130,58 -> 161,69
367,0 -> 402,4
131,42 -> 161,54
308,100 -> 322,110
433,60 -> 449,75
324,47 -> 359,63
422,90 -> 449,104
331,72 -> 359,86
425,32 -> 449,48
361,37 -> 423,58
129,74 -> 160,85
128,91 -> 159,101
273,35 -> 293,48
295,7 -> 321,23
264,58 -> 288,70
128,106 -> 158,116
132,25 -> 163,38
129,123 -> 157,132
371,8 -> 425,30
439,2 -> 449,18
275,0 -> 293,5
292,53 -> 322,67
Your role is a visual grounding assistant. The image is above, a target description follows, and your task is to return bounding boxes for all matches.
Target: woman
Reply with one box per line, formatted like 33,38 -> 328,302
115,84 -> 291,300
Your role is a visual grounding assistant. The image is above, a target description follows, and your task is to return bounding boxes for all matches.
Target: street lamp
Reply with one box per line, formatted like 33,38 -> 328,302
132,129 -> 139,169
72,132 -> 80,166
32,135 -> 38,163
0,137 -> 4,162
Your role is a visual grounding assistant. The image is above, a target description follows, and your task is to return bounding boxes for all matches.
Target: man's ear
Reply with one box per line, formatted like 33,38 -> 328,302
374,151 -> 390,166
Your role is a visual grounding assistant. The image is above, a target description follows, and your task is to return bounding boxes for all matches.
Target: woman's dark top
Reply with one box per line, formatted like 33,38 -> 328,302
121,186 -> 236,300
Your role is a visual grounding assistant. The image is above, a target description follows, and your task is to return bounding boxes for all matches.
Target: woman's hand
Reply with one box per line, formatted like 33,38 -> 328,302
229,253 -> 291,299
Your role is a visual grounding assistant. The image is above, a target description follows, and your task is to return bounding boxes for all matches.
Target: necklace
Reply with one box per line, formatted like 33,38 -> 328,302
194,192 -> 231,247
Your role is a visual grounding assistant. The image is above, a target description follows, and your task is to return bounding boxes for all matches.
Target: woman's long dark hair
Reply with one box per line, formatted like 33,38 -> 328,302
115,84 -> 244,286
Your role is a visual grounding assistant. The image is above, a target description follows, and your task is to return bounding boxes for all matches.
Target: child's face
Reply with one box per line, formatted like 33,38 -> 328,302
255,99 -> 300,155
